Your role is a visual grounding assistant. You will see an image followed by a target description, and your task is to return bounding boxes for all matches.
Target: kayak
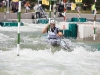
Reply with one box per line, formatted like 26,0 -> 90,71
46,38 -> 70,50
46,39 -> 61,46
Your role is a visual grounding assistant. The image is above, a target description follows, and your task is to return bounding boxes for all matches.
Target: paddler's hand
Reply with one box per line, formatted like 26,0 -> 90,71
42,24 -> 50,34
56,32 -> 63,37
56,34 -> 60,37
56,34 -> 62,37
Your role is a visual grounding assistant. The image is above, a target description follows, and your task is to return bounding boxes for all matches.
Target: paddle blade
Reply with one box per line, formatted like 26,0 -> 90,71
48,25 -> 50,31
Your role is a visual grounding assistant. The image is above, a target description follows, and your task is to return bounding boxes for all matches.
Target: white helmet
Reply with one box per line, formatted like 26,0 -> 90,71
39,4 -> 41,7
50,20 -> 55,24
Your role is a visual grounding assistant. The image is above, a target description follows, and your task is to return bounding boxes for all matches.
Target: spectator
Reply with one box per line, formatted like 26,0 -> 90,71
58,2 -> 64,17
0,1 -> 2,8
83,3 -> 87,11
2,0 -> 6,7
53,3 -> 57,18
11,3 -> 18,13
22,0 -> 26,6
66,0 -> 71,10
91,4 -> 97,14
39,4 -> 47,18
24,1 -> 30,13
34,3 -> 41,18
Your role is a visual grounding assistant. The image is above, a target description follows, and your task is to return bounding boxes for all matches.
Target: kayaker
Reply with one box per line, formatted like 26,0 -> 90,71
42,20 -> 63,39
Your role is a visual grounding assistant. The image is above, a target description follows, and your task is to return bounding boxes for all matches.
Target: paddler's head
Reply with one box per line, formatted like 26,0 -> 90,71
50,20 -> 55,29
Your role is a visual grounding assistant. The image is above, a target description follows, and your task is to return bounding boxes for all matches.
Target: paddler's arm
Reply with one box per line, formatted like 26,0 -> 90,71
56,32 -> 63,37
42,25 -> 50,34
56,28 -> 63,37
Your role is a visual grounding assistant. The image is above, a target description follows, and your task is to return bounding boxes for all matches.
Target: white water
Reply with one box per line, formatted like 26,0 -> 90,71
0,23 -> 100,75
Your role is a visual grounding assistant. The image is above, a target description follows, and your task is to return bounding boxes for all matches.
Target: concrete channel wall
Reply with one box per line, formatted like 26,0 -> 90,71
0,13 -> 100,41
77,23 -> 100,41
0,13 -> 100,21
58,22 -> 100,41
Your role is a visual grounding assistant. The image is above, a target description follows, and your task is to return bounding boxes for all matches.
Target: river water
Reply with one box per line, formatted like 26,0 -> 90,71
0,23 -> 100,75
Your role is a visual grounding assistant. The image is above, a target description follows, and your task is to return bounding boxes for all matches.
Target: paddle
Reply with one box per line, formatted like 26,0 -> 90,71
60,36 -> 70,50
60,25 -> 70,50
38,33 -> 42,39
48,24 -> 50,31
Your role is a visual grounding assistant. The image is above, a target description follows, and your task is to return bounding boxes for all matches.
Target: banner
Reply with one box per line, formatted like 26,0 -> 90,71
45,0 -> 49,5
42,0 -> 49,5
75,0 -> 82,3
12,0 -> 19,2
42,0 -> 46,4
71,3 -> 76,10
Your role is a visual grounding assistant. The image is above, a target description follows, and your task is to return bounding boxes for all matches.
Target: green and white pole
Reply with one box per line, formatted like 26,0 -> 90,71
53,2 -> 56,20
4,6 -> 6,22
17,1 -> 21,56
7,0 -> 9,13
63,0 -> 66,35
93,0 -> 96,40
49,0 -> 52,24
38,0 -> 39,4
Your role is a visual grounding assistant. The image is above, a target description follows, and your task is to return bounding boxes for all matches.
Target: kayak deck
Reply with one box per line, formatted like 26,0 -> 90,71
46,39 -> 61,46
46,39 -> 70,49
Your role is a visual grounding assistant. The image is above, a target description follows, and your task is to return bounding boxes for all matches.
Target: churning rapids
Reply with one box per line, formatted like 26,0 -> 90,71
0,23 -> 100,75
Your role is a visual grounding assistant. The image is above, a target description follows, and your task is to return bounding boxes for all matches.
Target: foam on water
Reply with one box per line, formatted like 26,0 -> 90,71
0,48 -> 100,75
0,23 -> 100,75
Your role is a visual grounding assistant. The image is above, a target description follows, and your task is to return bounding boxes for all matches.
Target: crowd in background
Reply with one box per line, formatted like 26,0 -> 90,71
0,0 -> 98,16
0,0 -> 6,8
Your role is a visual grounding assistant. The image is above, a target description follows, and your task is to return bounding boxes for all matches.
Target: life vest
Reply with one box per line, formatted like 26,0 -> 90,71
47,27 -> 59,39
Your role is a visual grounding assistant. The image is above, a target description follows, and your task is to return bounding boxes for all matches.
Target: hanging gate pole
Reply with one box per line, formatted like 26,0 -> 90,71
17,1 -> 21,56
93,0 -> 97,40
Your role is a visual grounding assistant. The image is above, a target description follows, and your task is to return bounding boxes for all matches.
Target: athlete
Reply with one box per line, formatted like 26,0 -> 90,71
42,20 -> 70,49
42,20 -> 63,39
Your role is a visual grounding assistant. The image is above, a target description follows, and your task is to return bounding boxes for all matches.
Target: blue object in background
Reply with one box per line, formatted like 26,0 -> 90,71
0,22 -> 24,27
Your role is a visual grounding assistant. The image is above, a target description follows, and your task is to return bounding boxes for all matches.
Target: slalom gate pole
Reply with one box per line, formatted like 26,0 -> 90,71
63,0 -> 66,35
4,6 -> 6,21
7,0 -> 9,13
17,1 -> 21,56
53,2 -> 56,20
93,0 -> 97,40
77,7 -> 80,21
49,0 -> 52,24
38,0 -> 39,4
